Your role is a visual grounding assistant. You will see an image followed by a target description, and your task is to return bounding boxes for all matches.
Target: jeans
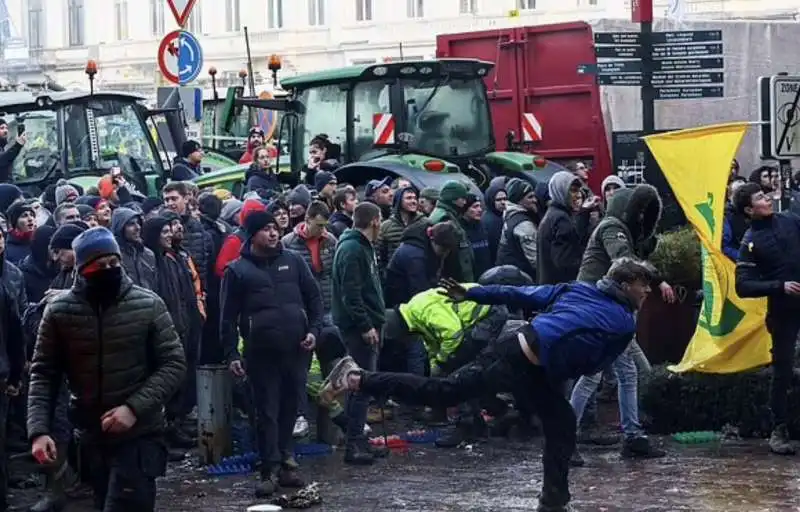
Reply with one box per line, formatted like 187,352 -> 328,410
246,351 -> 302,470
766,313 -> 800,427
90,436 -> 167,511
344,329 -> 381,444
360,325 -> 575,509
569,345 -> 643,439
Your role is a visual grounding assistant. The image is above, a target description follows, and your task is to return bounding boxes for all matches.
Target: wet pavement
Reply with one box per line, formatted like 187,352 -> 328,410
13,436 -> 800,511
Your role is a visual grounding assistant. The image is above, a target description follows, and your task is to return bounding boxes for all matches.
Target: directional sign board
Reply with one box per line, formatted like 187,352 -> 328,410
595,46 -> 642,59
769,75 -> 800,159
655,86 -> 724,100
652,43 -> 723,59
651,72 -> 724,87
652,57 -> 723,72
651,30 -> 722,45
594,32 -> 641,45
158,30 -> 204,85
598,74 -> 642,86
167,0 -> 198,27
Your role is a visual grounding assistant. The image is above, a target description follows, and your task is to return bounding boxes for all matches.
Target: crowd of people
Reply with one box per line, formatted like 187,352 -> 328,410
0,122 -> 790,512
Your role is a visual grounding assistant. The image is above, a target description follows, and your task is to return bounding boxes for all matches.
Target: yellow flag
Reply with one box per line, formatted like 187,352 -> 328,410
644,123 -> 771,373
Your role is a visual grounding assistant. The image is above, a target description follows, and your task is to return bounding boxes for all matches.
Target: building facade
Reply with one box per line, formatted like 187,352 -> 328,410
1,0 -> 798,91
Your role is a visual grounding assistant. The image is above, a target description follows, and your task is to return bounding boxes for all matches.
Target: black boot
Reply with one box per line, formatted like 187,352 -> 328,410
278,465 -> 305,488
29,456 -> 76,512
344,439 -> 374,466
621,436 -> 666,459
254,468 -> 279,498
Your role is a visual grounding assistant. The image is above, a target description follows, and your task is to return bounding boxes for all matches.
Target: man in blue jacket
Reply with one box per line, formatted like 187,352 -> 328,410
321,257 -> 655,512
734,182 -> 800,455
221,210 -> 323,497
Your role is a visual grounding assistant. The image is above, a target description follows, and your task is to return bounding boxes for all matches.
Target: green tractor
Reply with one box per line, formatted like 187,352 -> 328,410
0,89 -> 234,198
195,58 -> 562,194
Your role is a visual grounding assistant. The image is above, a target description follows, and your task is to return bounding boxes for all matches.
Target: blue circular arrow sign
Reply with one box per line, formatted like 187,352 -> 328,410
177,31 -> 203,85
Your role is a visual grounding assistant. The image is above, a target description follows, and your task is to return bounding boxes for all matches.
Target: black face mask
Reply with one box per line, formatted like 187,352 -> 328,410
85,266 -> 123,305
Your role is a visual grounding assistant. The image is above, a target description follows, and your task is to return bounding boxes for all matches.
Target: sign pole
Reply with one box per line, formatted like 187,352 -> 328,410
634,0 -> 656,183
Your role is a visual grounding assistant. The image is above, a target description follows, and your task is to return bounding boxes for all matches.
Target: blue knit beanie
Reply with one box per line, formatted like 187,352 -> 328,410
72,227 -> 121,270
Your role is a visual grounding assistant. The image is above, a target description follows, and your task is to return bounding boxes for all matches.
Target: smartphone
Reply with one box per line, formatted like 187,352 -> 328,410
17,124 -> 25,136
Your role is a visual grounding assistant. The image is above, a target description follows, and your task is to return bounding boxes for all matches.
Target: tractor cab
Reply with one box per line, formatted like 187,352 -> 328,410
1,90 -> 174,197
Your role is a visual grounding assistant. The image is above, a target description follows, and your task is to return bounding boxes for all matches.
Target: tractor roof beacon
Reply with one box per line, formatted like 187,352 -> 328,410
196,58 -> 566,193
0,89 -> 186,198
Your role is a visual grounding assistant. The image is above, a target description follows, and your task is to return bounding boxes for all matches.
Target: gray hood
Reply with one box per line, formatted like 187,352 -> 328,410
548,171 -> 581,208
110,207 -> 140,239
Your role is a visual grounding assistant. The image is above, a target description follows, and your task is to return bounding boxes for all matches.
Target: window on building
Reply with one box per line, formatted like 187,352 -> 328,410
268,0 -> 284,29
356,0 -> 373,21
187,2 -> 202,34
225,0 -> 241,31
150,0 -> 164,36
27,0 -> 44,49
460,0 -> 477,13
407,0 -> 423,18
114,0 -> 128,40
518,0 -> 535,8
308,0 -> 325,26
67,0 -> 85,47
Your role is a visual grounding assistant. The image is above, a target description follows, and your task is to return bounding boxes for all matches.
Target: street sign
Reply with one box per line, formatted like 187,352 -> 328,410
167,0 -> 198,28
598,74 -> 643,86
157,30 -> 204,85
594,32 -> 641,45
595,46 -> 642,59
769,75 -> 800,158
651,30 -> 722,45
578,61 -> 642,74
652,43 -> 723,59
651,72 -> 724,87
758,76 -> 773,159
652,57 -> 723,72
655,86 -> 724,100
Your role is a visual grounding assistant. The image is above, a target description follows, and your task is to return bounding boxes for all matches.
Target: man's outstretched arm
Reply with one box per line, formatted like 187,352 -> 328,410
465,284 -> 568,311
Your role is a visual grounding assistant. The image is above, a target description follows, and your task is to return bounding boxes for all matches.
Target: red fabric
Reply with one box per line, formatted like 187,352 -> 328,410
239,151 -> 253,165
239,199 -> 266,226
9,229 -> 32,242
215,234 -> 243,279
295,223 -> 322,273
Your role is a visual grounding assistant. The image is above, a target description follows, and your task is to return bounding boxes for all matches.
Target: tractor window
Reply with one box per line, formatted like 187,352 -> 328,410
94,103 -> 159,174
352,80 -> 391,160
401,77 -> 492,157
296,85 -> 347,164
9,110 -> 58,181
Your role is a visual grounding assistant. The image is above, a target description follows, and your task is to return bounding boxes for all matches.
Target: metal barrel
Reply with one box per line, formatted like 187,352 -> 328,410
196,364 -> 233,465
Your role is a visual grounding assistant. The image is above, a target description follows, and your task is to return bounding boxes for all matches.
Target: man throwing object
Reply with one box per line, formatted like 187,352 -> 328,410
320,257 -> 656,512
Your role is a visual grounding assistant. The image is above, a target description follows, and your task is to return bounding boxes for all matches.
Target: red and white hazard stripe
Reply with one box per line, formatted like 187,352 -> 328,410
522,112 -> 542,142
373,113 -> 396,145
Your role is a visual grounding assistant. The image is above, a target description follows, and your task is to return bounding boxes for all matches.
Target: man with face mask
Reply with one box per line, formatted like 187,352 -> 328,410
429,180 -> 475,282
537,171 -> 596,285
27,227 -> 186,512
0,118 -> 27,182
111,208 -> 157,291
221,211 -> 323,497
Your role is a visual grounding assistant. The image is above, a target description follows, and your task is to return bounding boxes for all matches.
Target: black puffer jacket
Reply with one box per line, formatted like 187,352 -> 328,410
0,255 -> 26,318
27,276 -> 186,442
111,208 -> 157,291
181,214 -> 213,289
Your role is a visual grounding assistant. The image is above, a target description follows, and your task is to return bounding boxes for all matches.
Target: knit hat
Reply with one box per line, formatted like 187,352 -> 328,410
240,198 -> 267,225
287,185 -> 312,209
75,195 -> 106,211
213,188 -> 233,201
420,187 -> 440,201
141,197 -> 163,217
198,192 -> 223,220
314,171 -> 337,193
55,180 -> 79,206
220,199 -> 244,226
0,183 -> 23,213
71,227 -> 121,270
30,225 -> 57,266
181,140 -> 202,158
464,193 -> 481,208
365,177 -> 392,198
6,201 -> 34,229
439,181 -> 469,203
76,204 -> 96,220
243,211 -> 277,238
505,178 -> 535,204
50,223 -> 87,251
0,118 -> 7,128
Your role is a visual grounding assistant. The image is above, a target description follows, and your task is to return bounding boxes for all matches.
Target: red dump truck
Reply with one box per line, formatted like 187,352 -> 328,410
437,21 -> 612,193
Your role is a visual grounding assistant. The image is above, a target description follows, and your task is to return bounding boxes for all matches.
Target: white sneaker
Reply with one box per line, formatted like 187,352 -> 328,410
293,416 -> 310,438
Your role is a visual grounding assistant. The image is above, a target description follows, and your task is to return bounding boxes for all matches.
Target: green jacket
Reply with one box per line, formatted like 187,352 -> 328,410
428,202 -> 475,281
331,229 -> 386,333
398,285 -> 493,368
